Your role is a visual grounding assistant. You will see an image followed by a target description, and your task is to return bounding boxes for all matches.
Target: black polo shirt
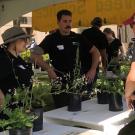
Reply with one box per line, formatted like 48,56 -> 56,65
0,48 -> 33,95
39,30 -> 93,75
81,27 -> 108,73
82,27 -> 108,50
107,38 -> 122,63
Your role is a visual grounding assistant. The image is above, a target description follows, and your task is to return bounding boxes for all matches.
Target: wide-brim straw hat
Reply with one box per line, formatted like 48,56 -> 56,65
1,27 -> 32,45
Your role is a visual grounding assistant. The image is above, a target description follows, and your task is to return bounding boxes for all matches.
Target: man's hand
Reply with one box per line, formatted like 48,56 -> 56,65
125,90 -> 135,110
85,68 -> 96,83
47,68 -> 57,80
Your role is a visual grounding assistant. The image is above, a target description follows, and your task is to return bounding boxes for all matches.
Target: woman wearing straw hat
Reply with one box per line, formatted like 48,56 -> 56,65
0,27 -> 33,107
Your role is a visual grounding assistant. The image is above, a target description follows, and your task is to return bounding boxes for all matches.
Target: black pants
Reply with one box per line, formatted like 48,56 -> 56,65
118,119 -> 135,135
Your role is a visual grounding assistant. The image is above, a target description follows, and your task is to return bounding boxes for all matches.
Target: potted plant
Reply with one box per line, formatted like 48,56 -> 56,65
94,73 -> 109,104
106,77 -> 124,112
31,83 -> 48,132
66,49 -> 87,112
6,108 -> 34,135
104,58 -> 124,111
0,93 -> 36,135
50,48 -> 86,112
67,74 -> 86,112
120,64 -> 130,81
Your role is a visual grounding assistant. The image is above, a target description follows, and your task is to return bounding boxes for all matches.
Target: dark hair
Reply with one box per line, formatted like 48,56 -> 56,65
91,17 -> 102,27
103,28 -> 113,34
57,9 -> 72,21
103,28 -> 115,38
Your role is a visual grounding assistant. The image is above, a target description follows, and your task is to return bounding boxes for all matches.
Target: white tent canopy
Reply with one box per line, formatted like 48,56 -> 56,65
0,0 -> 73,27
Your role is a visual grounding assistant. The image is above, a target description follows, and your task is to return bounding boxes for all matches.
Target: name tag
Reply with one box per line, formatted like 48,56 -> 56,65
18,65 -> 26,70
72,42 -> 80,46
57,45 -> 64,50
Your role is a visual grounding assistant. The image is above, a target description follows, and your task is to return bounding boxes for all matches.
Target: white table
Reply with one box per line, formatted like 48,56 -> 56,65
33,123 -> 104,135
45,99 -> 135,135
0,123 -> 104,135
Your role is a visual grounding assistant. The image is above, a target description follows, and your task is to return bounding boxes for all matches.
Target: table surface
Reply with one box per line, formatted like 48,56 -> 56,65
45,99 -> 135,132
33,123 -> 104,135
0,123 -> 104,135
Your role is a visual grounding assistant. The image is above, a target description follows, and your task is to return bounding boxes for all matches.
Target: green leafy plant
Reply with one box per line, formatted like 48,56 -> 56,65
94,73 -> 110,92
20,50 -> 31,62
51,48 -> 87,95
94,73 -> 124,95
120,64 -> 130,78
32,83 -> 50,108
106,78 -> 124,95
68,47 -> 87,94
12,87 -> 33,111
0,88 -> 37,131
0,108 -> 35,130
119,57 -> 131,66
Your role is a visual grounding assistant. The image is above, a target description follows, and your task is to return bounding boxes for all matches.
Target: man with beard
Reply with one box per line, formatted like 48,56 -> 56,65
31,9 -> 100,108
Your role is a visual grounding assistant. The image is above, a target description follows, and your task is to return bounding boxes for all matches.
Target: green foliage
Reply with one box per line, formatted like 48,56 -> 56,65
42,54 -> 50,61
107,78 -> 124,95
1,108 -> 36,129
51,48 -> 87,95
94,73 -> 124,95
68,48 -> 87,94
20,50 -> 31,62
119,58 -> 131,66
120,65 -> 130,76
0,88 -> 36,130
68,76 -> 86,94
94,73 -> 110,92
32,83 -> 51,108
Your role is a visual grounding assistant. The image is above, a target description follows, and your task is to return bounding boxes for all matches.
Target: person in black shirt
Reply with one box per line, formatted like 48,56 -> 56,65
103,28 -> 124,64
0,27 -> 33,107
81,17 -> 108,94
82,17 -> 108,72
31,9 -> 100,108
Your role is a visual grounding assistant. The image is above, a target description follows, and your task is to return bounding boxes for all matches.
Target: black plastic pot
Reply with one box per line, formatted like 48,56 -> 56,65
32,107 -> 44,132
68,94 -> 81,112
108,93 -> 123,111
9,128 -> 32,135
97,91 -> 108,104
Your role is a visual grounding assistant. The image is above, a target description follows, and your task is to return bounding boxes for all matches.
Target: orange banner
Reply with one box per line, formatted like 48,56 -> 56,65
32,0 -> 135,32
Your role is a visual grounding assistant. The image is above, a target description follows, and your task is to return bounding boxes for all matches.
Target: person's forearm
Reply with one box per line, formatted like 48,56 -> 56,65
125,81 -> 135,97
120,46 -> 124,56
90,47 -> 100,70
125,65 -> 135,97
100,49 -> 107,71
31,53 -> 51,71
102,57 -> 107,70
